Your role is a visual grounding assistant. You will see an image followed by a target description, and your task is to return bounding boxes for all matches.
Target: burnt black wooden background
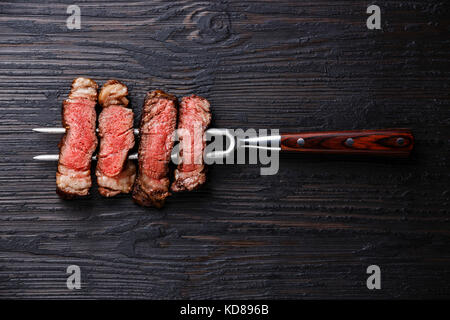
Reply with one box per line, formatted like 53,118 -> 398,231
0,0 -> 449,299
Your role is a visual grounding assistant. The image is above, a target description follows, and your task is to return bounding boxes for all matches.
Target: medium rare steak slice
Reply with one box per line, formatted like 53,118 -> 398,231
171,95 -> 211,192
96,80 -> 136,197
56,77 -> 98,198
132,90 -> 178,207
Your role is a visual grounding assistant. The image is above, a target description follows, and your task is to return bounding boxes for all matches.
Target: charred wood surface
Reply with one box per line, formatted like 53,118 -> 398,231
0,1 -> 449,299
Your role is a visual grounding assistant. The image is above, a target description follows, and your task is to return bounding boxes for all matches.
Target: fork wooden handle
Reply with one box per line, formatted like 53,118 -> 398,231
280,129 -> 414,157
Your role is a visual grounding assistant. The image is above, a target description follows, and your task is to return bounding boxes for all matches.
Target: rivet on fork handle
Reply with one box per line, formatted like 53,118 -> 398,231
297,138 -> 305,146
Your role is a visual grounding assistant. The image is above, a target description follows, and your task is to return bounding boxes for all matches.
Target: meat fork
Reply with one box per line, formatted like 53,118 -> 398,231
32,127 -> 237,161
33,127 -> 414,161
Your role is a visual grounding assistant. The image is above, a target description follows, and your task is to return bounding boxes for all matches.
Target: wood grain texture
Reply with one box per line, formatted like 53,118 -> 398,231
0,0 -> 449,299
280,129 -> 414,156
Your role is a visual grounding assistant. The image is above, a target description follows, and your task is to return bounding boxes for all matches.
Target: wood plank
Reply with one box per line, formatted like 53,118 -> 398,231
0,0 -> 449,299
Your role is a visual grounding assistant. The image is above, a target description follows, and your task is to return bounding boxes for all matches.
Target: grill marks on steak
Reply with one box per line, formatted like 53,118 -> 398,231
132,90 -> 177,208
171,95 -> 211,192
96,80 -> 136,197
56,77 -> 98,198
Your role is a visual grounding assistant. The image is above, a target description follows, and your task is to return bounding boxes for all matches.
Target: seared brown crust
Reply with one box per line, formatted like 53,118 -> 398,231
132,90 -> 178,208
56,77 -> 98,199
67,77 -> 98,101
97,161 -> 136,197
98,79 -> 129,108
171,166 -> 208,192
96,80 -> 136,197
132,179 -> 168,208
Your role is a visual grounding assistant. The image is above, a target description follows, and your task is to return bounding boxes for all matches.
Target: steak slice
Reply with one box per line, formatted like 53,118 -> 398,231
56,77 -> 98,198
132,90 -> 178,208
171,94 -> 211,192
96,80 -> 136,197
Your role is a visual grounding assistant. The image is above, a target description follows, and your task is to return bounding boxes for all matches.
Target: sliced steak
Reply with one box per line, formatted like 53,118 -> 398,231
171,94 -> 211,192
96,80 -> 136,197
132,90 -> 178,207
56,77 -> 98,198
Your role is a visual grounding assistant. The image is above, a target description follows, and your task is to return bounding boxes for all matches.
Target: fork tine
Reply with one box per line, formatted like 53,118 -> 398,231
33,128 -> 66,134
34,127 -> 218,136
33,128 -> 227,160
33,155 -> 60,161
33,153 -> 138,161
33,127 -> 140,135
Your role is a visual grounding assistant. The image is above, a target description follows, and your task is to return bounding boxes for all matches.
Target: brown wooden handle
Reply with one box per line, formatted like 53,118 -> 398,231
280,129 -> 414,157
